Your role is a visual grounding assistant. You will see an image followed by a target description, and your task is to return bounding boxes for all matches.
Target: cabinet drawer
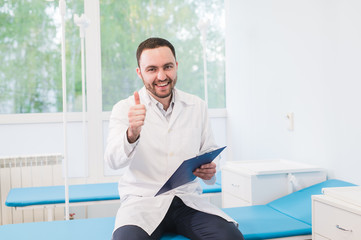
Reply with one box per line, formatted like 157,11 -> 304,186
313,200 -> 361,240
222,170 -> 251,201
313,233 -> 330,240
222,192 -> 251,208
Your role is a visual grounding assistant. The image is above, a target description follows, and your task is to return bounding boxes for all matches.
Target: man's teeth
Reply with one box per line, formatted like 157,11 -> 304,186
158,82 -> 168,87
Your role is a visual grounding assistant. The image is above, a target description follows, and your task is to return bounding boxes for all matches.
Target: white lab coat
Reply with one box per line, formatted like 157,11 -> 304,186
104,87 -> 235,235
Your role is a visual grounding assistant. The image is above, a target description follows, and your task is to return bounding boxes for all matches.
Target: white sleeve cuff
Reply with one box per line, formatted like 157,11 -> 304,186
123,133 -> 139,157
203,174 -> 216,185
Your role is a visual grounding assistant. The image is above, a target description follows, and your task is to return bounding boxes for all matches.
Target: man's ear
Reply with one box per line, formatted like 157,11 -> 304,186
136,67 -> 142,78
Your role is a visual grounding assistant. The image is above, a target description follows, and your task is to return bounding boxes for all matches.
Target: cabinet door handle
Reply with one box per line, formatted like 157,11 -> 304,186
336,224 -> 353,232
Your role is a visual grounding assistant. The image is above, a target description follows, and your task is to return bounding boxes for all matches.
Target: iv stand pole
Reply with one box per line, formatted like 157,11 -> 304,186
59,0 -> 70,221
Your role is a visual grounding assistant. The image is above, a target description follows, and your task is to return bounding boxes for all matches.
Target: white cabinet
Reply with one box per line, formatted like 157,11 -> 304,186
221,159 -> 327,208
312,186 -> 361,240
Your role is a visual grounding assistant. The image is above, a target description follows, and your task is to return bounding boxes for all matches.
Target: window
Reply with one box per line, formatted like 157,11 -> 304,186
100,0 -> 225,110
0,0 -> 227,179
0,0 -> 84,114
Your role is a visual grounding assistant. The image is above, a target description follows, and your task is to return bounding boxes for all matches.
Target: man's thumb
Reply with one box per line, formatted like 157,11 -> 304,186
134,91 -> 140,105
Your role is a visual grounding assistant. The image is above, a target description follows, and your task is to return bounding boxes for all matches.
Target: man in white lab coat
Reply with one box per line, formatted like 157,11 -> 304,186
105,37 -> 244,240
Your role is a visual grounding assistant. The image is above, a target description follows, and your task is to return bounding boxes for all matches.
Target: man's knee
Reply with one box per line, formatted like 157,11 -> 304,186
185,213 -> 244,240
216,221 -> 244,240
223,223 -> 245,240
112,225 -> 152,240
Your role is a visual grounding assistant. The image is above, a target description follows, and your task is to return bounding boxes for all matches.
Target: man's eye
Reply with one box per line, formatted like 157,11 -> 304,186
147,68 -> 155,72
165,65 -> 173,70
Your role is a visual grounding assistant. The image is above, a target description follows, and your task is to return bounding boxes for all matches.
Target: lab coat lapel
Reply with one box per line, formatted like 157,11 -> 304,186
153,106 -> 168,123
168,98 -> 184,129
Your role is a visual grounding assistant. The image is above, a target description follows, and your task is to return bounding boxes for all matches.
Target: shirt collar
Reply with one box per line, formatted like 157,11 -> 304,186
147,90 -> 175,111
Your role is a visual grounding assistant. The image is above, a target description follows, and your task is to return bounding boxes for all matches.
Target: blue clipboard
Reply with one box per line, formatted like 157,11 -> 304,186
155,146 -> 226,196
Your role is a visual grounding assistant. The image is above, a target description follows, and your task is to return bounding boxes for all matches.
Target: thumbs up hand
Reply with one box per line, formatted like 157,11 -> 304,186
127,91 -> 146,143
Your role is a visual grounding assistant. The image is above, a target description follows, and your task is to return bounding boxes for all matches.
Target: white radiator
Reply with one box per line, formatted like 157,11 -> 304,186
0,154 -> 64,225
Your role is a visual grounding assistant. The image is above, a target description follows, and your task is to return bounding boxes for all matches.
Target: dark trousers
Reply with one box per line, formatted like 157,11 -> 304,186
112,196 -> 244,240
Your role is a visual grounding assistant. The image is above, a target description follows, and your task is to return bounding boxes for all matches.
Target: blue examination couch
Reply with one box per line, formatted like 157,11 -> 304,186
224,179 -> 356,239
0,179 -> 355,240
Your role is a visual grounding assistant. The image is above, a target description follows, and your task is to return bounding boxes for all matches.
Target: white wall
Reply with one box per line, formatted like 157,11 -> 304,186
226,0 -> 361,185
0,121 -> 87,177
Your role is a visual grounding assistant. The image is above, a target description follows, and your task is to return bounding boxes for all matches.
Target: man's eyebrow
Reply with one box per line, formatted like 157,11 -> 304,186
145,65 -> 157,69
144,62 -> 174,69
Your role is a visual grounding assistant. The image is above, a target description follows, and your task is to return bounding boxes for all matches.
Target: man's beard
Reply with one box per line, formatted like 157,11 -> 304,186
143,75 -> 177,99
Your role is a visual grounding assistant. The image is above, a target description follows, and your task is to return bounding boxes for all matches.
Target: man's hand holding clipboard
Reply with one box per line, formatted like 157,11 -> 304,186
155,146 -> 226,196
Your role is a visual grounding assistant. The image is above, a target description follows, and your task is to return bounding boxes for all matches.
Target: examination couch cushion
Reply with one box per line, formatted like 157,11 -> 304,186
223,205 -> 311,240
267,179 -> 357,225
0,217 -> 115,240
222,179 -> 357,239
0,217 -> 188,240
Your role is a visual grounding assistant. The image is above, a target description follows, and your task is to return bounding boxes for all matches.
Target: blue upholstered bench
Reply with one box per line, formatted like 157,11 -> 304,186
5,183 -> 120,207
6,173 -> 222,208
0,179 -> 355,240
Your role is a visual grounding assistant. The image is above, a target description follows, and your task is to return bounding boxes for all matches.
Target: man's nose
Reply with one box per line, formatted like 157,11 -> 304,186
157,69 -> 167,80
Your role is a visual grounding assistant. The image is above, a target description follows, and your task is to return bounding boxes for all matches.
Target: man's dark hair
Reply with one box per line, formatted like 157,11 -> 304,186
136,37 -> 176,67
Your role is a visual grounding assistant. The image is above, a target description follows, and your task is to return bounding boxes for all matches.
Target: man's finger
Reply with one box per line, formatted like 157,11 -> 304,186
200,162 -> 216,169
194,167 -> 216,173
134,91 -> 140,105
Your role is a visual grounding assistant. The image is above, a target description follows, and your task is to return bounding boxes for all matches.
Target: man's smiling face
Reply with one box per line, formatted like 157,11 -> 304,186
136,46 -> 178,102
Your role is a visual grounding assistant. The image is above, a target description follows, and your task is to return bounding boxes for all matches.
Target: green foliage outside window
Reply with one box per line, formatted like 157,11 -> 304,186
0,0 -> 225,114
0,0 -> 83,114
100,0 -> 225,110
